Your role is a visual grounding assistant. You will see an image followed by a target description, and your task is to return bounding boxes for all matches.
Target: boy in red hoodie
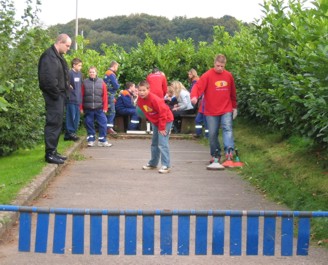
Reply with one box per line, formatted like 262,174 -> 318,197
137,80 -> 174,174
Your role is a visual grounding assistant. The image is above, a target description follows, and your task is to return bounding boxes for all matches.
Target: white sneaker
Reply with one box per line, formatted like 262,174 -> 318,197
87,141 -> 95,147
142,164 -> 157,170
158,166 -> 170,174
98,141 -> 112,147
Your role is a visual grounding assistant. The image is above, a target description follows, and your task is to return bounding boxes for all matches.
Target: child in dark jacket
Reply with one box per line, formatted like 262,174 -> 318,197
115,82 -> 140,130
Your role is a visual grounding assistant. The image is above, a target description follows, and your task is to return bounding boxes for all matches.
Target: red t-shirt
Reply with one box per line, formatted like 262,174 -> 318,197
137,92 -> 173,131
191,68 -> 237,115
146,72 -> 168,98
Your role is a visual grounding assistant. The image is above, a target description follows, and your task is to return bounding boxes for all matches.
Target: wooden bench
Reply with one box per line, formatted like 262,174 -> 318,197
114,115 -> 146,132
180,114 -> 196,134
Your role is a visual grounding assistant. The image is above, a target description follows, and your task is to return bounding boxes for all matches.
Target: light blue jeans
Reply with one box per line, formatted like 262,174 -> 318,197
206,112 -> 234,157
148,122 -> 172,168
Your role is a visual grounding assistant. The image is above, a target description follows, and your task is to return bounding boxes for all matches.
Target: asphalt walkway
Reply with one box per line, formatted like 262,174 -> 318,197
0,137 -> 327,264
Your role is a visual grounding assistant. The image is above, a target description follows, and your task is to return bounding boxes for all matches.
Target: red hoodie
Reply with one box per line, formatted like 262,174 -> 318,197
190,68 -> 237,116
137,92 -> 173,131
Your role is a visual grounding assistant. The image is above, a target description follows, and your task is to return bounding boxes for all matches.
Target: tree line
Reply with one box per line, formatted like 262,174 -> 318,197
48,13 -> 242,52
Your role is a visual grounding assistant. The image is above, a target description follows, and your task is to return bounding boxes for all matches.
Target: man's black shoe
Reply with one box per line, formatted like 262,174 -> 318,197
45,153 -> 64,164
64,133 -> 80,142
55,151 -> 67,160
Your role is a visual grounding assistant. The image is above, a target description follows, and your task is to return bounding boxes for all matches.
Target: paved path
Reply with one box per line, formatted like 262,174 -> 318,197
0,138 -> 327,264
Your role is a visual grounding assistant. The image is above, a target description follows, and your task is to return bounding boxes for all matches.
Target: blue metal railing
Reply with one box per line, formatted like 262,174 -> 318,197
1,205 -> 327,256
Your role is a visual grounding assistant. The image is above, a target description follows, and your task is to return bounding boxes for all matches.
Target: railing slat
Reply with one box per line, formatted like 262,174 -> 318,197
142,215 -> 154,255
90,214 -> 102,255
230,216 -> 242,256
18,212 -> 32,252
263,216 -> 276,256
281,216 -> 293,256
72,214 -> 84,254
297,217 -> 310,255
107,215 -> 120,255
195,215 -> 208,255
177,215 -> 190,255
246,216 -> 259,255
53,213 -> 67,254
35,212 -> 49,253
125,215 -> 137,255
160,215 -> 172,255
212,216 -> 224,255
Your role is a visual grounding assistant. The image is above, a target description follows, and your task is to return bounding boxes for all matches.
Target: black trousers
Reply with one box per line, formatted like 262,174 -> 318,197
43,92 -> 66,154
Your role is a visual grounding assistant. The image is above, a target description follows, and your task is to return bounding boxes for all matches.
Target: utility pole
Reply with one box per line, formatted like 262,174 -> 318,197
75,0 -> 78,50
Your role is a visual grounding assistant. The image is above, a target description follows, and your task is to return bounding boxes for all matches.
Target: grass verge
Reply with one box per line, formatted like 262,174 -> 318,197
232,118 -> 328,246
0,135 -> 77,205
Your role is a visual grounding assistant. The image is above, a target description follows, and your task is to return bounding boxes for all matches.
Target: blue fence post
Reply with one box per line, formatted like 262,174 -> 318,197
142,211 -> 155,255
281,211 -> 294,256
125,211 -> 137,255
297,215 -> 311,255
160,212 -> 173,255
90,210 -> 103,255
263,212 -> 276,256
230,211 -> 242,256
53,211 -> 67,254
18,211 -> 32,252
246,212 -> 259,255
107,211 -> 120,255
35,212 -> 50,253
212,211 -> 225,255
72,211 -> 85,254
195,212 -> 208,255
177,211 -> 190,255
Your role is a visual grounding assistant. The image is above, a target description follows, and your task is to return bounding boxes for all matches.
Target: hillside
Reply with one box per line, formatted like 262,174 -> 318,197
48,13 -> 243,51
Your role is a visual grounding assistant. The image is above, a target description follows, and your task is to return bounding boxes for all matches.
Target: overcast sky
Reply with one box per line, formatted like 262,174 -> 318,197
13,0 -> 314,27
13,0 -> 267,26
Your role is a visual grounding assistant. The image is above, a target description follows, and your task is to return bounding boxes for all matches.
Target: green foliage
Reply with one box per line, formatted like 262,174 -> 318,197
49,13 -> 242,52
0,0 -> 51,155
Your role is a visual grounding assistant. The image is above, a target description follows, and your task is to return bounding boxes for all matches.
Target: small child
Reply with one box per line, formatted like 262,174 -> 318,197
64,58 -> 83,141
80,66 -> 112,147
137,80 -> 174,174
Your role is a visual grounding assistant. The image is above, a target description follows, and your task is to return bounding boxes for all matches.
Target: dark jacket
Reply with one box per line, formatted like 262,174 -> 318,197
38,45 -> 69,100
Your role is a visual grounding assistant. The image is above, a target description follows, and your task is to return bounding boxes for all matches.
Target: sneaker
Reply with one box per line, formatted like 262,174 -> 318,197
107,128 -> 117,135
87,141 -> 95,147
158,166 -> 170,174
98,141 -> 112,147
222,154 -> 234,168
209,156 -> 221,164
142,164 -> 157,170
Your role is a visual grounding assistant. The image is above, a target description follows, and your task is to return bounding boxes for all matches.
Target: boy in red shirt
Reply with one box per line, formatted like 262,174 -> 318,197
137,80 -> 174,173
191,54 -> 238,167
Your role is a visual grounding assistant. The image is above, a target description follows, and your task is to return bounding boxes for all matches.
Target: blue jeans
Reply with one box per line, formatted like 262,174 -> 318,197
84,109 -> 107,141
65,103 -> 80,135
106,94 -> 116,128
206,112 -> 234,157
148,122 -> 172,168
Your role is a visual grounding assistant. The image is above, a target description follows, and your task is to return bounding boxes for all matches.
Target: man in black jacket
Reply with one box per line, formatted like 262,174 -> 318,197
38,34 -> 72,164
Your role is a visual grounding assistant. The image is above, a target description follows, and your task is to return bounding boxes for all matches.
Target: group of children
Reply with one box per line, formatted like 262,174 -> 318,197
65,53 -> 238,173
